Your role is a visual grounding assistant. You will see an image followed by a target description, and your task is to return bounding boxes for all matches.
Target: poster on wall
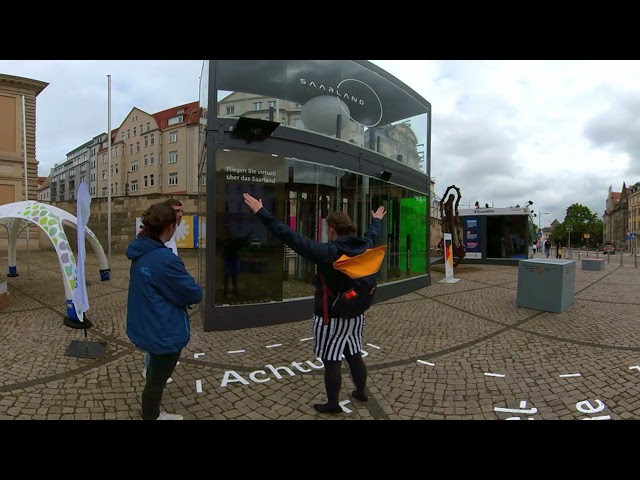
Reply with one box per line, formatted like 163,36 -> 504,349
463,216 -> 482,259
136,215 -> 198,249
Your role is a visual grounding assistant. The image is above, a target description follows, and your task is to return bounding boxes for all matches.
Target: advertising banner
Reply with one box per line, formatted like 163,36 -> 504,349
463,216 -> 482,259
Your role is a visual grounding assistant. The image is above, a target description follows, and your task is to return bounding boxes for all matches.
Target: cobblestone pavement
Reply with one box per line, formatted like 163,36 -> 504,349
0,250 -> 638,420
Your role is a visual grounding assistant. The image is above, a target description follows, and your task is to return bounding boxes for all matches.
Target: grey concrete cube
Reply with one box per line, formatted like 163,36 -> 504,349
516,259 -> 576,313
582,258 -> 605,271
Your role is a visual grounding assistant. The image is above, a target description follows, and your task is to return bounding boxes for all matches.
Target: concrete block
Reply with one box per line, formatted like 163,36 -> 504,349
517,259 -> 576,313
582,258 -> 605,271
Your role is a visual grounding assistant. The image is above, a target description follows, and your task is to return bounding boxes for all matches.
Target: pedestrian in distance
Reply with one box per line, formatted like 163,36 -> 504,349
126,202 -> 202,420
242,192 -> 386,414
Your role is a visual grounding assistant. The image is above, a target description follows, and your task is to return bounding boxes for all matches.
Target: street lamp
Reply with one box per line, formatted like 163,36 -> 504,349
538,212 -> 551,234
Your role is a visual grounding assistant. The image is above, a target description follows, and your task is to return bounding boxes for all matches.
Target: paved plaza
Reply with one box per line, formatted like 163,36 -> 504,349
0,249 -> 639,420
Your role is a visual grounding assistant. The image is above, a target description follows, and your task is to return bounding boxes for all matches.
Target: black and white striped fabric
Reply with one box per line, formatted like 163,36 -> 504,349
312,314 -> 365,361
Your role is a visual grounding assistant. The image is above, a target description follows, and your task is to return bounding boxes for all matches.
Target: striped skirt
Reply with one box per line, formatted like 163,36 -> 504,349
311,314 -> 365,362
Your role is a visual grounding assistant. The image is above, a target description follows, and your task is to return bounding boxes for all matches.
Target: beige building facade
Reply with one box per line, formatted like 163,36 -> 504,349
0,74 -> 48,205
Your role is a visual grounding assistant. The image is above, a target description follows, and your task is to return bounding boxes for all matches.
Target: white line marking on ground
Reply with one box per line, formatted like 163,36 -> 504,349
339,400 -> 352,413
629,365 -> 640,372
484,372 -> 506,378
366,343 -> 380,349
417,360 -> 435,366
559,373 -> 582,378
227,350 -> 245,354
266,344 -> 282,349
300,337 -> 313,342
196,380 -> 203,393
194,353 -> 205,358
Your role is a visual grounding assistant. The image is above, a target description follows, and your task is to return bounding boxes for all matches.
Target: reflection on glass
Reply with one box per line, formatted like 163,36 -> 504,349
212,147 -> 429,309
486,215 -> 529,259
216,60 -> 429,174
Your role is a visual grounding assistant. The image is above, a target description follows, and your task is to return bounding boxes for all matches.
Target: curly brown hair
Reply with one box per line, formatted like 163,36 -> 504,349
139,203 -> 177,238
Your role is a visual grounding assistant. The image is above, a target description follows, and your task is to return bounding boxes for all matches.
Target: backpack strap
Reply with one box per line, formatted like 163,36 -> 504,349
319,274 -> 332,326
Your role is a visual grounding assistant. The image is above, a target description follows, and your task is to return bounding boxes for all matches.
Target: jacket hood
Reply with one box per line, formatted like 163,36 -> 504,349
333,235 -> 370,257
126,236 -> 166,260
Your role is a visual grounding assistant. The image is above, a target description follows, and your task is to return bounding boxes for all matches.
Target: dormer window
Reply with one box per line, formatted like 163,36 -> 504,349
168,115 -> 184,126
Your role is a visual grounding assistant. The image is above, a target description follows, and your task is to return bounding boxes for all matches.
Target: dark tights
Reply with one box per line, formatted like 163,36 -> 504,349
317,350 -> 367,412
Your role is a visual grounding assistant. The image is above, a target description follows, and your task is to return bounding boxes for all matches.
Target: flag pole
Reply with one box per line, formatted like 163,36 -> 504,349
107,75 -> 112,265
21,95 -> 30,276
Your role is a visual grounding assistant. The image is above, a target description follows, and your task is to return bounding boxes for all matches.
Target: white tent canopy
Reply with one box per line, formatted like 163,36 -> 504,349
0,201 -> 109,310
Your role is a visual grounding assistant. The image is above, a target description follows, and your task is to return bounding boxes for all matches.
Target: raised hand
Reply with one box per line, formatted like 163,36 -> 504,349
243,193 -> 264,214
371,206 -> 386,220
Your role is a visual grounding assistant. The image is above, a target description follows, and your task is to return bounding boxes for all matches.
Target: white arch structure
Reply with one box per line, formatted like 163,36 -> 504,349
0,201 -> 109,317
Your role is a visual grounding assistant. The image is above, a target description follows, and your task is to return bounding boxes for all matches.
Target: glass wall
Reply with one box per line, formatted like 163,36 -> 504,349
215,60 -> 429,174
486,215 -> 530,259
213,147 -> 428,307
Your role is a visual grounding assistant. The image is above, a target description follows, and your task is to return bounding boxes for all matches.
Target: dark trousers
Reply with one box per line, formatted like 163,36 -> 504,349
322,349 -> 367,407
141,350 -> 181,420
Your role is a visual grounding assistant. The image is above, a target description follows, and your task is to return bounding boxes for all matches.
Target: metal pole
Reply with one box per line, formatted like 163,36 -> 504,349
107,75 -> 112,265
21,96 -> 30,276
620,248 -> 623,266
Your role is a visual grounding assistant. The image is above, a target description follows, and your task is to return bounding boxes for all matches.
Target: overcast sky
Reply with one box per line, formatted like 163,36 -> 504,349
1,59 -> 638,228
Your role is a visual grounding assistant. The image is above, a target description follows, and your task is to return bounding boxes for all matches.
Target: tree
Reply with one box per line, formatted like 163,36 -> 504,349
550,203 -> 602,247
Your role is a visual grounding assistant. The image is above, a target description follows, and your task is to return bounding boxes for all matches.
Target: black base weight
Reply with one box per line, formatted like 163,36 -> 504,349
64,340 -> 107,359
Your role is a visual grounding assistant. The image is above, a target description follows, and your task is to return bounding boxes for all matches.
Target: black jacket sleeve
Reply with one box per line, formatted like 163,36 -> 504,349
255,207 -> 338,264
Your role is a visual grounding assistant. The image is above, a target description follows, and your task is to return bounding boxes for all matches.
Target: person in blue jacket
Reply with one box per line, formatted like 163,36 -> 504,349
126,202 -> 203,420
243,192 -> 386,414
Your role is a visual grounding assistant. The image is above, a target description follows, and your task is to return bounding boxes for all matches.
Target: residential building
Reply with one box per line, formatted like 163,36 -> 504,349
0,73 -> 48,205
49,102 -> 201,202
626,181 -> 640,252
603,183 -> 629,248
37,175 -> 50,203
95,102 -> 200,198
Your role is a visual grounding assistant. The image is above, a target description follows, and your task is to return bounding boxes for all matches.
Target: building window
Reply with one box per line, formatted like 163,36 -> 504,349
146,122 -> 150,132
102,170 -> 107,180
150,154 -> 155,165
80,175 -> 86,183
144,155 -> 148,166
168,151 -> 178,164
129,144 -> 133,155
150,134 -> 155,145
253,102 -> 262,111
103,154 -> 108,163
131,161 -> 139,172
102,187 -> 107,197
168,115 -> 183,126
110,164 -> 119,174
201,173 -> 206,185
131,180 -> 138,192
149,174 -> 155,187
268,100 -> 276,108
144,136 -> 149,147
91,160 -> 95,168
90,186 -> 95,195
168,172 -> 178,186
169,131 -> 178,143
226,106 -> 235,115
136,142 -> 140,153
133,127 -> 137,137
90,173 -> 96,182
127,129 -> 130,139
144,175 -> 148,188
121,132 -> 125,141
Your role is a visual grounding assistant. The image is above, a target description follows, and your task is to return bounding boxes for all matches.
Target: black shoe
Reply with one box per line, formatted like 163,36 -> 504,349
351,390 -> 369,402
313,403 -> 343,414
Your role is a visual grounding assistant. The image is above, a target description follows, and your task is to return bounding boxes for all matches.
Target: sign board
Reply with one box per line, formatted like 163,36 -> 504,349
439,233 -> 460,284
538,232 -> 543,238
583,233 -> 590,239
566,225 -> 573,232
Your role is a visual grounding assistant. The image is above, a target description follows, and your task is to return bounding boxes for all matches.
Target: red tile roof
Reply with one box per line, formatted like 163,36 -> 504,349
152,101 -> 200,130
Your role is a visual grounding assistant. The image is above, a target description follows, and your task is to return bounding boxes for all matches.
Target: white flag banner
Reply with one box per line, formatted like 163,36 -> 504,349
72,181 -> 91,322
